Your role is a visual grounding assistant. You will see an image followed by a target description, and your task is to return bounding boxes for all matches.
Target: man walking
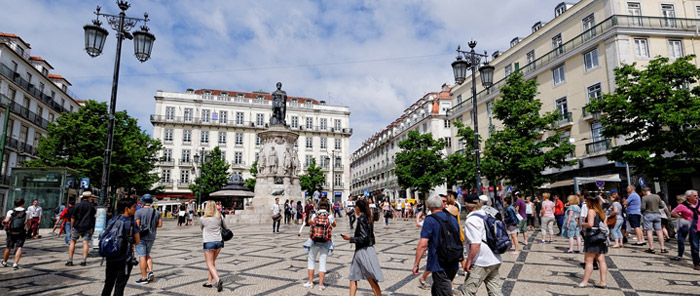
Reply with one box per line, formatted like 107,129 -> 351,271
680,190 -> 700,270
101,198 -> 140,296
641,187 -> 667,254
26,199 -> 43,239
134,194 -> 162,284
271,198 -> 282,233
625,185 -> 646,246
2,199 -> 28,269
554,194 -> 565,235
412,195 -> 461,296
514,192 -> 528,246
67,191 -> 97,266
461,195 -> 503,296
345,196 -> 356,229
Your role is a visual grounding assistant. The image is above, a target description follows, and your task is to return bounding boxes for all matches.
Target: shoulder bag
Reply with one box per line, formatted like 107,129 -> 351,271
220,217 -> 233,241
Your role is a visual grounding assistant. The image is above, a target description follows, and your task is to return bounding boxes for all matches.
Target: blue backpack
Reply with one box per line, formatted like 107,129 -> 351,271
98,216 -> 131,258
473,213 -> 512,254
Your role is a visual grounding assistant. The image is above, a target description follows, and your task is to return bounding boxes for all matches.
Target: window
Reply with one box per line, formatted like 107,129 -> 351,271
634,38 -> 649,58
164,129 -> 173,142
628,2 -> 642,26
583,48 -> 599,71
335,138 -> 341,150
320,137 -> 327,150
591,122 -> 604,141
305,117 -> 313,129
256,135 -> 262,146
163,148 -> 172,161
582,14 -> 596,40
697,5 -> 700,18
555,97 -> 569,118
161,169 -> 171,182
532,22 -> 542,33
306,137 -> 313,149
165,107 -> 174,120
291,116 -> 299,128
510,37 -> 520,48
201,131 -> 209,144
183,108 -> 193,122
305,155 -> 313,167
218,132 -> 227,144
183,130 -> 192,143
587,83 -> 602,101
235,133 -> 243,145
444,120 -> 451,128
180,170 -> 190,183
36,106 -> 43,117
219,111 -> 228,124
504,64 -> 512,77
552,34 -> 563,55
320,118 -> 327,130
560,130 -> 573,158
668,40 -> 683,58
552,64 -> 566,85
661,4 -> 676,27
181,149 -> 191,162
201,109 -> 210,123
235,112 -> 244,125
334,174 -> 342,187
256,113 -> 264,126
445,137 -> 452,148
555,3 -> 567,17
334,119 -> 341,130
39,82 -> 45,93
7,87 -> 16,100
48,113 -> 54,122
526,50 -> 536,70
234,152 -> 243,164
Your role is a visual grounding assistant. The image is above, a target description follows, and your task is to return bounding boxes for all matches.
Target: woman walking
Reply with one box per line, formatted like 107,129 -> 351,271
526,197 -> 535,231
671,194 -> 693,261
609,191 -> 625,248
561,195 -> 582,253
539,193 -> 556,243
303,199 -> 336,291
296,201 -> 304,225
177,203 -> 186,227
380,199 -> 393,229
200,201 -> 225,292
341,198 -> 383,296
577,196 -> 608,288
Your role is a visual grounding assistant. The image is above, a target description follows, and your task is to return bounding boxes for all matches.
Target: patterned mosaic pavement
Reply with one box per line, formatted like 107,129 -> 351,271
1,215 -> 698,295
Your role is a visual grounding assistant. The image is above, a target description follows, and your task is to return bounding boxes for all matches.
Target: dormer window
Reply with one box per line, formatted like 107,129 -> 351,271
220,92 -> 228,97
292,98 -> 298,103
204,90 -> 211,95
41,68 -> 49,76
532,21 -> 543,32
555,2 -> 567,17
510,37 -> 520,48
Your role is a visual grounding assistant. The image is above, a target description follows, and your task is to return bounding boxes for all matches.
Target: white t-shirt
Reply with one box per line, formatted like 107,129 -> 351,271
271,204 -> 281,215
6,208 -> 27,223
580,203 -> 589,225
465,209 -> 502,267
310,210 -> 335,225
369,203 -> 377,209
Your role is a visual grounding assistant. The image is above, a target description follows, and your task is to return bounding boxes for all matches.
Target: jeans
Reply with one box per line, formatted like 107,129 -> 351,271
136,240 -> 154,257
690,230 -> 700,266
272,218 -> 280,232
348,214 -> 356,229
307,243 -> 330,272
102,259 -> 133,296
431,269 -> 457,296
64,222 -> 71,245
555,215 -> 564,234
385,215 -> 390,226
677,225 -> 689,258
611,219 -> 624,239
462,264 -> 504,296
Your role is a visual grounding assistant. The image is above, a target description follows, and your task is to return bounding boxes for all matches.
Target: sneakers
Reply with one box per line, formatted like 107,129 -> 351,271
671,256 -> 682,261
419,280 -> 431,290
79,261 -> 87,266
148,271 -> 155,282
65,261 -> 74,266
318,285 -> 326,291
135,278 -> 149,285
303,282 -> 313,288
12,263 -> 18,270
1,261 -> 7,267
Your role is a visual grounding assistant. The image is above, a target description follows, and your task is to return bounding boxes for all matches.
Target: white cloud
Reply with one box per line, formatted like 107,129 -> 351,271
3,0 -> 566,151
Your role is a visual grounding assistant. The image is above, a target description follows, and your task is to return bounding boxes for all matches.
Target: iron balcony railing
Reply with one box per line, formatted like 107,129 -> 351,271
0,63 -> 71,114
177,181 -> 192,187
556,112 -> 573,126
448,14 -> 700,116
0,94 -> 51,129
585,139 -> 611,154
179,159 -> 193,166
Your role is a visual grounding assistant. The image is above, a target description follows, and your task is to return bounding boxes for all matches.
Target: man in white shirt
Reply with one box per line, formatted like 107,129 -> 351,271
271,198 -> 282,233
344,197 -> 356,229
26,199 -> 43,239
461,195 -> 503,296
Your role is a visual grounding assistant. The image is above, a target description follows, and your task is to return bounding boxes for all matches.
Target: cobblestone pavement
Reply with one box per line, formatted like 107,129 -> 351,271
1,216 -> 697,296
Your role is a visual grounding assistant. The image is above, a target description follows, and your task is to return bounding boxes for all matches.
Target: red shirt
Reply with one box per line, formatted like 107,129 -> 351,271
555,199 -> 564,216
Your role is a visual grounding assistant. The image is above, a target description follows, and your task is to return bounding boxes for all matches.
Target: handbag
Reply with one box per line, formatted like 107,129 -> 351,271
606,214 -> 617,228
220,218 -> 233,241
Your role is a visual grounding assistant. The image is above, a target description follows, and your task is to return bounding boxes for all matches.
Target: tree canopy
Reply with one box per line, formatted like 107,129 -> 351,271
244,159 -> 258,190
189,146 -> 230,199
585,55 -> 700,181
26,100 -> 162,193
299,158 -> 325,196
394,130 -> 445,198
482,72 -> 575,192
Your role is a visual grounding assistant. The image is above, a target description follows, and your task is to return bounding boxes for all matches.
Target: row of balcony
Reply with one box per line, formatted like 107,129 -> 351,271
157,179 -> 346,189
0,63 -> 70,114
5,137 -> 38,157
151,115 -> 353,135
0,94 -> 51,129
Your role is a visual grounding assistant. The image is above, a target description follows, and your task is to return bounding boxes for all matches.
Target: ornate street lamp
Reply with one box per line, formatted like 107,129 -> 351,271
451,40 -> 493,197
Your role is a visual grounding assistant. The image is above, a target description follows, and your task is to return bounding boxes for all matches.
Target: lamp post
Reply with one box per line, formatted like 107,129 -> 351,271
83,1 -> 156,208
194,148 -> 210,209
451,40 -> 494,197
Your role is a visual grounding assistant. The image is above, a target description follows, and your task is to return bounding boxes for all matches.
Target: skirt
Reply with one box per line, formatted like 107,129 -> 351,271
349,246 -> 384,282
178,216 -> 186,224
583,236 -> 608,254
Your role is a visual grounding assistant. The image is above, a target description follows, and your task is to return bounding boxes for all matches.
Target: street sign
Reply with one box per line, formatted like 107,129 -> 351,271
506,186 -> 513,193
595,180 -> 605,187
66,178 -> 74,187
615,161 -> 627,168
364,190 -> 370,197
639,177 -> 646,187
80,178 -> 90,189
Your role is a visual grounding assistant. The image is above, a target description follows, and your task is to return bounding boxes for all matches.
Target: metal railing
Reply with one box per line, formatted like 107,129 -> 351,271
0,94 -> 51,129
585,139 -> 611,154
177,181 -> 192,187
556,112 -> 573,126
0,63 -> 71,114
159,160 -> 174,166
179,159 -> 193,166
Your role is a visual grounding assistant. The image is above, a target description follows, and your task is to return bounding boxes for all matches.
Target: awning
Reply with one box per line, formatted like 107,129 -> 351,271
540,174 -> 621,189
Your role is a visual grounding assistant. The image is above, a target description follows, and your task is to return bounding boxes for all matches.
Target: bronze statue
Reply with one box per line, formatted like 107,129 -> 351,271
270,82 -> 287,125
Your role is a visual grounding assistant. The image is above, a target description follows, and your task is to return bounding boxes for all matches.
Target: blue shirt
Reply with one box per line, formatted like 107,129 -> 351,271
626,192 -> 641,215
420,211 -> 460,272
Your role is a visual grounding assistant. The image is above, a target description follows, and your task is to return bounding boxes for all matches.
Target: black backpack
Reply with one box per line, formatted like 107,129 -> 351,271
372,207 -> 380,222
7,211 -> 26,235
428,213 -> 464,268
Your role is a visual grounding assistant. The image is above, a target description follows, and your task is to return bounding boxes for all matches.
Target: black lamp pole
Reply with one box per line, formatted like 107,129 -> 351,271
83,1 -> 155,206
452,40 -> 494,198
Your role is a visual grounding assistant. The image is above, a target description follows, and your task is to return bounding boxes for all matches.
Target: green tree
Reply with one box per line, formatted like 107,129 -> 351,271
482,72 -> 575,192
189,146 -> 230,199
244,160 -> 258,190
585,55 -> 700,182
443,121 -> 479,191
299,158 -> 325,196
394,131 -> 445,199
26,100 -> 163,192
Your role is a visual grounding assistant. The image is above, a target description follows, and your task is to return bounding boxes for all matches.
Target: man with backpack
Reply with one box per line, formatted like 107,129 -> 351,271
134,194 -> 162,284
2,199 -> 28,269
461,195 -> 504,296
101,198 -> 140,296
412,195 -> 463,296
67,191 -> 97,266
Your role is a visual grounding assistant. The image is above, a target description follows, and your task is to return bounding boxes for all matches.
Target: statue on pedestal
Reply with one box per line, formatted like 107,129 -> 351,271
270,82 -> 287,125
268,146 -> 278,175
257,155 -> 266,176
291,148 -> 300,177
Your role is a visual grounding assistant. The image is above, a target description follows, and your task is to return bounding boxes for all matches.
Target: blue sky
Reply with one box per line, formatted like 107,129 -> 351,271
2,0 -> 565,150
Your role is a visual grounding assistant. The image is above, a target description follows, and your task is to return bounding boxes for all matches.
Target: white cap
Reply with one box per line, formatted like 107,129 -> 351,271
479,195 -> 490,205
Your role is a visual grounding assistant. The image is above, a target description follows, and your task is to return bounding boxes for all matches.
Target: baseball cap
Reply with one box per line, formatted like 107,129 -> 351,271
464,194 -> 480,204
479,195 -> 490,205
609,189 -> 618,194
141,194 -> 154,205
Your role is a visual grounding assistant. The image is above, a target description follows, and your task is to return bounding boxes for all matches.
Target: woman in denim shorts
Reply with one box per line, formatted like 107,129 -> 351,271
200,201 -> 225,292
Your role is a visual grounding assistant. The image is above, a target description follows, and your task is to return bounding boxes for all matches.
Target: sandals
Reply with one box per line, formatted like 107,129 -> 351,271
595,284 -> 607,289
660,249 -> 669,254
644,249 -> 655,254
203,283 -> 213,288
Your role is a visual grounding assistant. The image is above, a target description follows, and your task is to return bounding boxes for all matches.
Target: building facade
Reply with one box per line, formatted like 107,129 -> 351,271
350,85 -> 452,201
0,33 -> 81,213
447,0 -> 700,194
150,88 -> 352,201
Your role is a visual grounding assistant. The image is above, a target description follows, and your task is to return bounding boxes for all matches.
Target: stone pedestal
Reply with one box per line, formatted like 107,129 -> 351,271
229,125 -> 303,224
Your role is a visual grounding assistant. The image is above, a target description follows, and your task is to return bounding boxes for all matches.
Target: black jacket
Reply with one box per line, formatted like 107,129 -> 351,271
350,214 -> 375,250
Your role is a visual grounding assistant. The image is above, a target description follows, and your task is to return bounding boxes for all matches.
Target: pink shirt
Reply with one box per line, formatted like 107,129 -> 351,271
541,200 -> 555,218
672,204 -> 694,221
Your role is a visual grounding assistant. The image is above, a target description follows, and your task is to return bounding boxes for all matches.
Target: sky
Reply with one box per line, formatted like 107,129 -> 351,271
2,0 -> 567,151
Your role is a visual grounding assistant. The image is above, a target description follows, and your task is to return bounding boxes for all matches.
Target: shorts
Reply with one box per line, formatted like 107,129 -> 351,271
628,214 -> 642,228
643,213 -> 662,231
517,218 -> 528,233
6,233 -> 26,249
507,225 -> 519,235
136,240 -> 155,257
203,241 -> 224,250
71,230 -> 93,242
